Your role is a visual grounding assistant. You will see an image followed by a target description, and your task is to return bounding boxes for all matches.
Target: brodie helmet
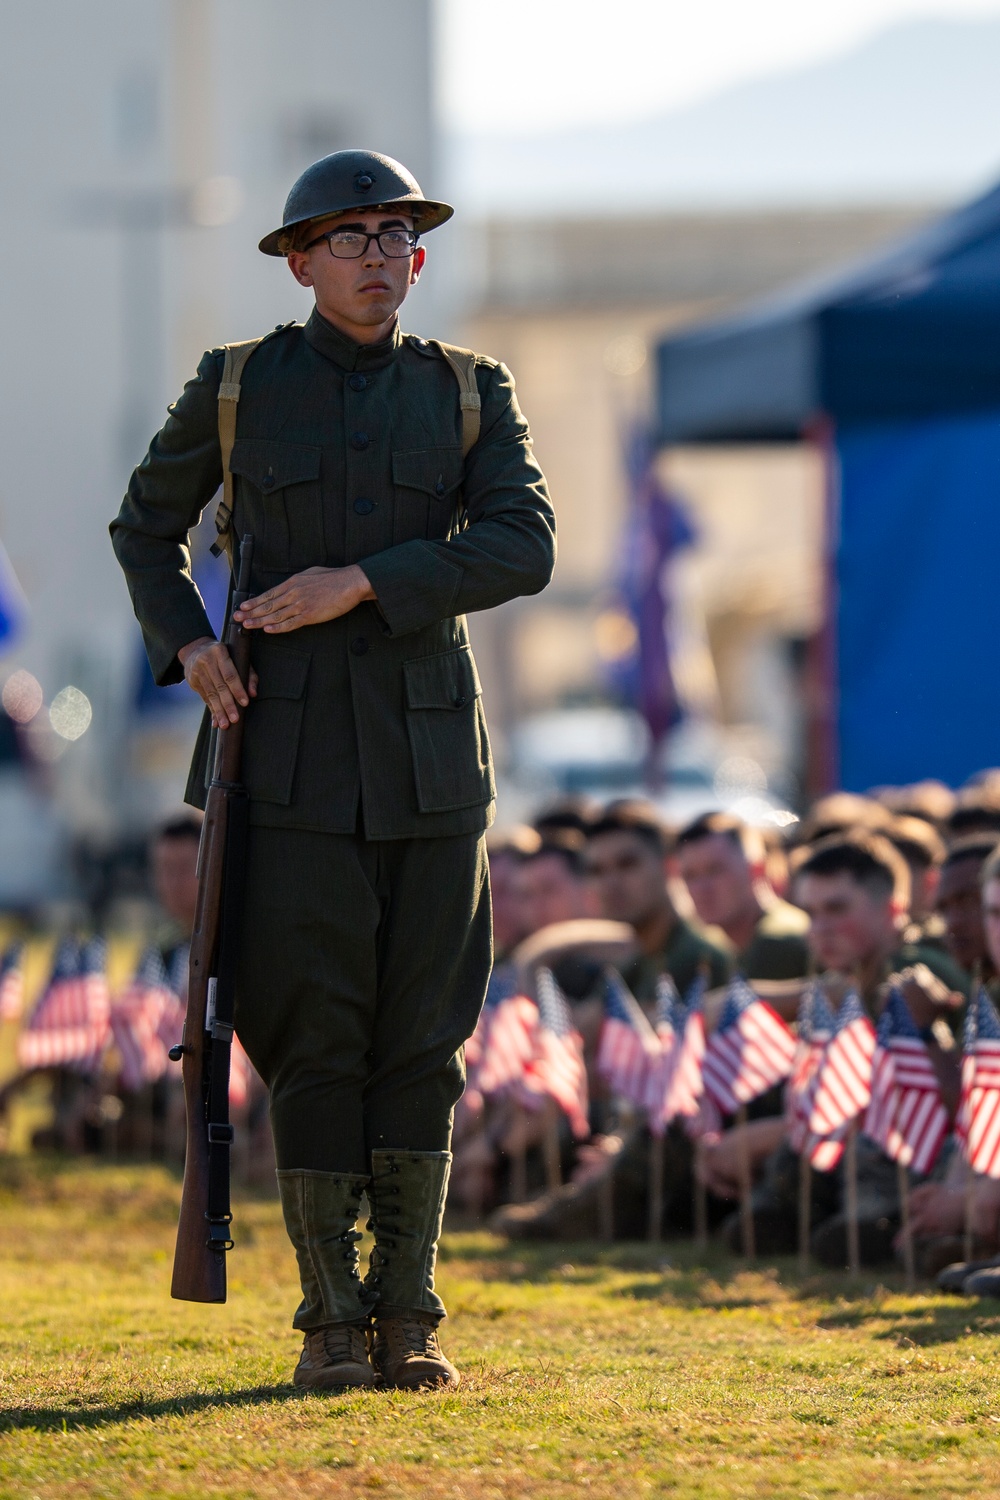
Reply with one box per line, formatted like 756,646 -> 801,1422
258,149 -> 453,257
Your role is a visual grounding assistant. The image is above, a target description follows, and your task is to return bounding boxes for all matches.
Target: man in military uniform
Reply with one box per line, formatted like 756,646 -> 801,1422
110,151 -> 556,1390
674,811 -> 811,983
699,831 -> 968,1265
583,802 -> 730,1001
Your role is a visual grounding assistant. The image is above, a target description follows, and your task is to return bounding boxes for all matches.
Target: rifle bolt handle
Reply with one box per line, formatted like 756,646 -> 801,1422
167,1044 -> 188,1062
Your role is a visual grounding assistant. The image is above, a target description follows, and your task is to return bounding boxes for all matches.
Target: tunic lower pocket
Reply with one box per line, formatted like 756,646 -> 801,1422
242,643 -> 311,806
403,645 -> 495,813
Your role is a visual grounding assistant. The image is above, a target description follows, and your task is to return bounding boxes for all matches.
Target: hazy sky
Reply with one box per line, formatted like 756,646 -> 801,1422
439,0 -> 1000,134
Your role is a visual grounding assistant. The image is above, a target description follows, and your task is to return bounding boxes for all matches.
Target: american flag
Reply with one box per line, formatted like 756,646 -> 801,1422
110,946 -> 176,1092
785,983 -> 845,1171
658,976 -> 708,1130
864,987 -> 949,1175
466,965 -> 518,1100
595,967 -> 661,1108
702,975 -> 796,1117
522,966 -> 590,1139
477,979 -> 539,1100
18,936 -> 111,1074
958,986 -> 1000,1179
644,974 -> 682,1126
807,990 -> 876,1140
157,943 -> 188,1055
0,942 -> 25,1021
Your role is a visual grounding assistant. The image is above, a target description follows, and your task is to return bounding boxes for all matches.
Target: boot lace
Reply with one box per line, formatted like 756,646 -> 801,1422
307,1322 -> 370,1366
380,1317 -> 441,1360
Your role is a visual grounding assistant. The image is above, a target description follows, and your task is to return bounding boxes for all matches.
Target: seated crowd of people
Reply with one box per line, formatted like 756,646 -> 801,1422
452,773 -> 1000,1295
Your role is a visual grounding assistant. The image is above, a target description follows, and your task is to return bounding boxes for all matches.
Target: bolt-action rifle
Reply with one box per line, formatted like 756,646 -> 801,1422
169,534 -> 255,1303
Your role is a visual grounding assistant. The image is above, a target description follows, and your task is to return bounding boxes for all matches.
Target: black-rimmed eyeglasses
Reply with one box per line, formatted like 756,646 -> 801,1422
303,229 -> 419,259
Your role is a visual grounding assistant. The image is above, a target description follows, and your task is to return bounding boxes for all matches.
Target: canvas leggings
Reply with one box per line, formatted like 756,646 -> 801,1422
234,826 -> 492,1172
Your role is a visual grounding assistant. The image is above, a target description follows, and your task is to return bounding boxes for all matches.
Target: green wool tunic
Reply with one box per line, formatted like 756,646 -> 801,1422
110,310 -> 556,1172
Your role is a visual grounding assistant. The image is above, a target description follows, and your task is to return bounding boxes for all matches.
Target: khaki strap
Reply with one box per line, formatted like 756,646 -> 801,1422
431,342 -> 481,457
211,333 -> 482,567
211,338 -> 266,566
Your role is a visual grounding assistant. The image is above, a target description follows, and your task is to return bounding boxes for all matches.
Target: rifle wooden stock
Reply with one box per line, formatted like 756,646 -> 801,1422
171,537 -> 254,1303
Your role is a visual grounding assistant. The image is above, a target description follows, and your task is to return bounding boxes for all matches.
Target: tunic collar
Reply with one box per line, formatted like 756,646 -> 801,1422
303,308 -> 402,371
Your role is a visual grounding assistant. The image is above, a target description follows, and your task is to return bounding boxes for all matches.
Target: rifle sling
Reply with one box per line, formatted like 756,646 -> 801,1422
204,786 -> 250,1247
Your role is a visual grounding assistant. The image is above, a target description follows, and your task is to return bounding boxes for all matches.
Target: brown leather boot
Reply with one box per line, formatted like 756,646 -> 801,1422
293,1322 -> 377,1390
372,1315 -> 460,1390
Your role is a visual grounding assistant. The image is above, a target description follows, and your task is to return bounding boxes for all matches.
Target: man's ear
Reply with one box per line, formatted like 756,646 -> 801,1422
409,245 -> 426,286
287,251 -> 314,289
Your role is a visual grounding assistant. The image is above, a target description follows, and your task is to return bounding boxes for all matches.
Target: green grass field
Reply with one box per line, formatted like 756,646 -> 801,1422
1,1160 -> 1000,1499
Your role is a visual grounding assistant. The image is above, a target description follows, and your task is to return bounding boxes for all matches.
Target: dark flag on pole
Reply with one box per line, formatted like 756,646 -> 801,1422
604,424 -> 696,754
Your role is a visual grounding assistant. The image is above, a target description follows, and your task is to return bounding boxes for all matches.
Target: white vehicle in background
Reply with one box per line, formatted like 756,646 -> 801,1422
499,706 -> 798,832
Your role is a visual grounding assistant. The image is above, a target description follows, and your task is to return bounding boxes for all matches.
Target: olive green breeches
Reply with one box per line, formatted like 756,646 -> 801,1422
234,826 -> 491,1173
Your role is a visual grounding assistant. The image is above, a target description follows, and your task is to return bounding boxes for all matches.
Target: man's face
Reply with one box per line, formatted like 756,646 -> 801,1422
585,830 -> 667,929
937,856 -> 987,972
286,209 -> 424,337
677,833 -> 755,933
982,878 -> 1000,974
512,853 -> 592,935
150,835 -> 200,934
489,851 -> 531,955
796,871 -> 895,974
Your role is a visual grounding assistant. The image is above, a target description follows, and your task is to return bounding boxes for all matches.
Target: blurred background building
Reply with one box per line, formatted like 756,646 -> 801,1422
0,0 -> 440,905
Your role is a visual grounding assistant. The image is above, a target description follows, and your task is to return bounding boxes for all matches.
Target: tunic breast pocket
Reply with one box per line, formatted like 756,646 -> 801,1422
391,446 -> 464,545
230,439 -> 323,572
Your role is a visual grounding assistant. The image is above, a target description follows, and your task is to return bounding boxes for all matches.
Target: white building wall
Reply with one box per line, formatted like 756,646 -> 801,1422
0,0 -> 443,873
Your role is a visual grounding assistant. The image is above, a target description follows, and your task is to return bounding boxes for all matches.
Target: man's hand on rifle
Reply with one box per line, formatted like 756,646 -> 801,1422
179,638 -> 258,729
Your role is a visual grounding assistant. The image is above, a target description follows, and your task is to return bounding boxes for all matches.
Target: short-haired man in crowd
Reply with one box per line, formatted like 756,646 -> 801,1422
699,831 -> 967,1265
934,837 -> 999,982
674,811 -> 810,981
884,814 -> 947,948
905,844 -> 1000,1290
585,801 -> 730,1000
513,836 -> 599,938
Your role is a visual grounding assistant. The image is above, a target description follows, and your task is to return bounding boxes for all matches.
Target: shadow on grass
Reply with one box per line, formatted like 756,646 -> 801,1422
0,1384 -> 312,1434
817,1299 -> 1000,1345
443,1231 -> 1000,1326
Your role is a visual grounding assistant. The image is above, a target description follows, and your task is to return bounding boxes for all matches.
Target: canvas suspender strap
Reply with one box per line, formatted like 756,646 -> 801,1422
210,337 -> 267,565
430,342 -> 482,457
210,334 -> 482,567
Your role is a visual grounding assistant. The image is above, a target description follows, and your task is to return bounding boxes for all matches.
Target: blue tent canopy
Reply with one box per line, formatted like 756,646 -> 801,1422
656,181 -> 1000,443
655,182 -> 1000,792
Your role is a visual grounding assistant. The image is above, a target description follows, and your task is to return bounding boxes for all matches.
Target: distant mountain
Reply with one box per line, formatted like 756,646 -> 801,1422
447,17 -> 1000,214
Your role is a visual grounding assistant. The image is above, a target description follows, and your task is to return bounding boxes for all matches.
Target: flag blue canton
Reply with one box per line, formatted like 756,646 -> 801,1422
80,937 -> 107,978
833,990 -> 867,1033
715,975 -> 758,1033
484,965 -> 518,1009
683,971 -> 709,1011
50,937 -> 81,983
877,986 -> 921,1044
798,982 -> 836,1041
135,945 -> 169,989
967,986 -> 1000,1047
536,967 -> 573,1036
653,973 -> 682,1031
0,942 -> 23,978
603,968 -> 642,1024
